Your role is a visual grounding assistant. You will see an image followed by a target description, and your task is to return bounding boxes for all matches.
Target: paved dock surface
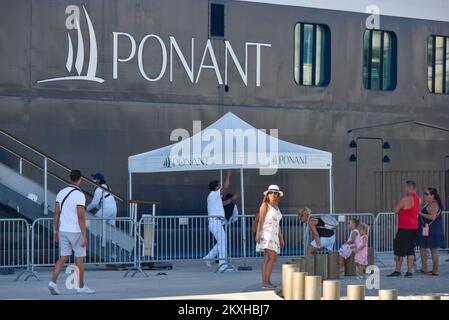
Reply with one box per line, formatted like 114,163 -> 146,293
1,253 -> 449,300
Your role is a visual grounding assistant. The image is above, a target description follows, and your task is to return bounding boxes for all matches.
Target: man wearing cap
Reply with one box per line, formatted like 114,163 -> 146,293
203,170 -> 240,270
87,173 -> 117,226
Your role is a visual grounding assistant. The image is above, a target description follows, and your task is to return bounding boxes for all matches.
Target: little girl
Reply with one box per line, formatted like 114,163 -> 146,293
338,218 -> 360,274
355,223 -> 369,279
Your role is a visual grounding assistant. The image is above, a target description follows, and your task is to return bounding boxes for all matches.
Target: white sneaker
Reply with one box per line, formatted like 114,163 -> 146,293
48,281 -> 60,295
203,257 -> 213,268
77,286 -> 96,294
218,264 -> 233,273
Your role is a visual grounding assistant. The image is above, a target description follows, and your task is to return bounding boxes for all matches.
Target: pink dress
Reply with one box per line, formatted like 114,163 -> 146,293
355,234 -> 368,266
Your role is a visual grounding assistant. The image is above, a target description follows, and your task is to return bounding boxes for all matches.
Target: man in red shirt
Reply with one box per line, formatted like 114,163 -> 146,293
388,181 -> 420,278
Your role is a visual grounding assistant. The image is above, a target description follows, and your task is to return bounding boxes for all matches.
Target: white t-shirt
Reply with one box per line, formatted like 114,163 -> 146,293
207,190 -> 225,218
56,185 -> 86,233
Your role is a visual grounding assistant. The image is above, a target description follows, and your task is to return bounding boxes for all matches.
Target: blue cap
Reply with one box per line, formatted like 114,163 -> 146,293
91,172 -> 105,181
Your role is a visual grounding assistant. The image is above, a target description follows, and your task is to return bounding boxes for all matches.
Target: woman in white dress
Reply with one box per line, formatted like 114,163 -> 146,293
255,185 -> 284,289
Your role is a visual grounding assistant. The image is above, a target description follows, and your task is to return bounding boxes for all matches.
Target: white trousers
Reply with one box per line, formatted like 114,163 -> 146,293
96,208 -> 117,226
204,219 -> 227,265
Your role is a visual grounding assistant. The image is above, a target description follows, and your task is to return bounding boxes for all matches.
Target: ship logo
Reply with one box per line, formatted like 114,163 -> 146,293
37,6 -> 104,84
163,157 -> 172,168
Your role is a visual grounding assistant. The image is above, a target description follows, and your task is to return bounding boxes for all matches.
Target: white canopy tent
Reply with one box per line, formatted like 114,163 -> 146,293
128,112 -> 333,260
128,112 -> 334,213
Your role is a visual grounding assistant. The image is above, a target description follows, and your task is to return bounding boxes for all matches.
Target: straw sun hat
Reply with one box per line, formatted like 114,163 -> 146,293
263,185 -> 284,197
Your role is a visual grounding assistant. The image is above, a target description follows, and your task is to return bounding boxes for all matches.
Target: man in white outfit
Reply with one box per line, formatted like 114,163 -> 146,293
87,173 -> 117,226
203,170 -> 240,270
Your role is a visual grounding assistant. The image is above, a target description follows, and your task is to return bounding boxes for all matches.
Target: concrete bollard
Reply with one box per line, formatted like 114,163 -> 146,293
305,275 -> 322,300
327,251 -> 340,280
368,247 -> 375,266
305,255 -> 315,275
282,264 -> 297,299
378,289 -> 398,300
422,295 -> 441,300
314,253 -> 328,280
322,280 -> 341,300
294,258 -> 306,272
345,253 -> 357,276
292,271 -> 308,300
347,285 -> 365,300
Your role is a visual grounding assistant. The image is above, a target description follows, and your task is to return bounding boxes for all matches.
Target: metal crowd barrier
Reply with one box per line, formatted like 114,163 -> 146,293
225,214 -> 304,259
443,211 -> 449,250
136,214 -> 305,264
3,217 -> 136,280
137,215 -> 235,273
374,211 -> 449,253
312,213 -> 375,248
373,212 -> 398,254
136,213 -> 377,264
0,218 -> 31,280
2,211 -> 447,280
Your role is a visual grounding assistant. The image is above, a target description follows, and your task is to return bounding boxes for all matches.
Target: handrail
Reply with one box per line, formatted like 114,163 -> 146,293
128,200 -> 160,205
0,128 -> 125,202
0,144 -> 94,199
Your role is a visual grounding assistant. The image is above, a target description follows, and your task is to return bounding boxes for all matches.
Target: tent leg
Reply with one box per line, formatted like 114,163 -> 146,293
238,168 -> 252,271
129,172 -> 133,221
329,168 -> 334,213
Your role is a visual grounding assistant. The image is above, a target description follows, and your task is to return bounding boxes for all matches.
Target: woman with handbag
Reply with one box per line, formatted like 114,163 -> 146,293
417,187 -> 445,276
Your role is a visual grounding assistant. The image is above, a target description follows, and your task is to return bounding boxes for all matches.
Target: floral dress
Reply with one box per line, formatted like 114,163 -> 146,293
256,204 -> 282,254
354,234 -> 368,266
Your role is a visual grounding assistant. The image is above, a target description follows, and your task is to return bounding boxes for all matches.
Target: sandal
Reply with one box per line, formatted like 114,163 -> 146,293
262,284 -> 276,290
430,272 -> 439,276
419,269 -> 430,274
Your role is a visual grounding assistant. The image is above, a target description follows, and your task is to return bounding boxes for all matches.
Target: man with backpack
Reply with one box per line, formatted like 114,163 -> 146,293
298,207 -> 337,256
48,170 -> 95,295
87,172 -> 117,226
222,193 -> 239,225
203,170 -> 240,270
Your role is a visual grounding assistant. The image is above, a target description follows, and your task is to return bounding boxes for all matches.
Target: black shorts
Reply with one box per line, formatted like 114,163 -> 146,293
393,229 -> 418,257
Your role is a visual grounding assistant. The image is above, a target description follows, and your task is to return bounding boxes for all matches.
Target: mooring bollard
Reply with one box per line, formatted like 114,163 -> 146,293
378,289 -> 398,300
282,264 -> 297,299
347,285 -> 365,300
327,251 -> 340,280
345,253 -> 357,276
293,258 -> 306,273
305,255 -> 315,275
422,295 -> 441,300
322,280 -> 341,300
292,271 -> 307,300
305,275 -> 322,300
314,253 -> 329,280
283,267 -> 297,300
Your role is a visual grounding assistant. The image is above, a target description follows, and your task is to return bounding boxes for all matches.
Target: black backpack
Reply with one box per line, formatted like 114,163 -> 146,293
222,194 -> 235,222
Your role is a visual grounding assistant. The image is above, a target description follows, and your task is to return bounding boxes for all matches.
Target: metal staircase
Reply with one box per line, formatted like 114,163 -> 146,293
0,128 -> 135,277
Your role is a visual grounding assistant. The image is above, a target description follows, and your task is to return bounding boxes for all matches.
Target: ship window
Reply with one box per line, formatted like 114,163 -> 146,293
363,30 -> 397,91
210,3 -> 225,38
294,23 -> 330,87
428,35 -> 449,94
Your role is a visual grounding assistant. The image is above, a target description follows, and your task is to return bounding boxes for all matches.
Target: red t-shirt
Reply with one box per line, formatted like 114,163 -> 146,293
398,192 -> 420,230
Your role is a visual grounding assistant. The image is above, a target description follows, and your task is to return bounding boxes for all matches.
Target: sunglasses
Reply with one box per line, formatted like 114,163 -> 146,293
424,192 -> 431,196
268,191 -> 279,195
